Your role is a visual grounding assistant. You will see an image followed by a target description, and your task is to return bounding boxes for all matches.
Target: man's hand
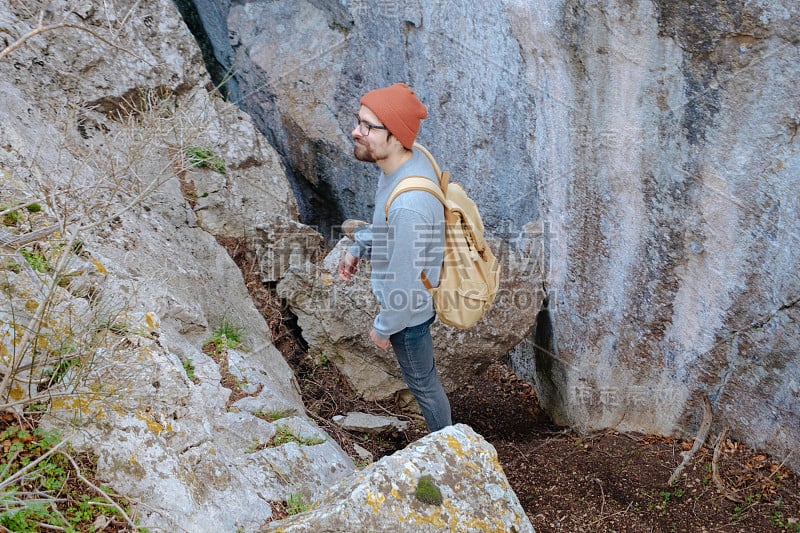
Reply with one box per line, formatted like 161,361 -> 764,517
338,251 -> 359,281
370,328 -> 391,350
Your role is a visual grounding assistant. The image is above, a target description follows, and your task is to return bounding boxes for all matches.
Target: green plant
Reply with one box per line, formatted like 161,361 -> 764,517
0,425 -> 138,531
770,507 -> 800,530
244,438 -> 262,454
2,206 -> 22,226
20,247 -> 51,272
414,475 -> 443,505
181,357 -> 197,382
255,409 -> 296,422
286,492 -> 310,515
245,426 -> 324,453
185,145 -> 226,174
702,461 -> 713,484
271,425 -> 325,447
44,354 -> 81,387
354,458 -> 371,469
732,493 -> 761,522
205,320 -> 244,355
658,490 -> 672,507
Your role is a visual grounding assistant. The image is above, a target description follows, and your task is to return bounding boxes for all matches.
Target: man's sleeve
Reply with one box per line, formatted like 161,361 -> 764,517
348,225 -> 373,259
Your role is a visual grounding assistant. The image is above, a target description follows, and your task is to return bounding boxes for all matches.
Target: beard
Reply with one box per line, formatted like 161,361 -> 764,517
353,140 -> 376,162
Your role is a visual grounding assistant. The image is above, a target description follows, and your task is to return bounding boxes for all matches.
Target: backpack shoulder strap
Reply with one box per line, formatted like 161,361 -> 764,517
384,177 -> 446,220
412,143 -> 450,193
412,143 -> 441,178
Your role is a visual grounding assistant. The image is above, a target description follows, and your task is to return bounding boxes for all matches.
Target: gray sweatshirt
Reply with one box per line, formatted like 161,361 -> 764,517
349,147 -> 445,339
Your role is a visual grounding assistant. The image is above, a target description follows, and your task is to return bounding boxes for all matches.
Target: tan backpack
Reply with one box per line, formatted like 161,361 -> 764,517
384,143 -> 500,329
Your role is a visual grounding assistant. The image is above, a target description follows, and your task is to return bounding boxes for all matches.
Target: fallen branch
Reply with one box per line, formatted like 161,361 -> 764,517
712,428 -> 744,502
0,223 -> 63,250
668,395 -> 712,486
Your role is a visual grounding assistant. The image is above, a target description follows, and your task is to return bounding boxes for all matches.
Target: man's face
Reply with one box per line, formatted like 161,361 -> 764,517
352,105 -> 391,163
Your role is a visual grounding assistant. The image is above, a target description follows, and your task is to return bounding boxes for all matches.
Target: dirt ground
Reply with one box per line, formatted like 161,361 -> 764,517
286,347 -> 800,533
449,363 -> 800,533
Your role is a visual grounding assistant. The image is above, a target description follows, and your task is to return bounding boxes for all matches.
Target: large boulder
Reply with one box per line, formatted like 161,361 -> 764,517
262,424 -> 534,533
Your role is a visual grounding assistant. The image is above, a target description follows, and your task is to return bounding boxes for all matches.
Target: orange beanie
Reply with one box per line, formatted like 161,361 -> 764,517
360,83 -> 427,149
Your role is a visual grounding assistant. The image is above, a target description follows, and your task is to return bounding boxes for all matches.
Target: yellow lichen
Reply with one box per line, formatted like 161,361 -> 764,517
445,434 -> 465,457
364,491 -> 386,514
8,383 -> 24,401
0,343 -> 9,365
145,312 -> 159,331
408,505 -> 448,529
439,499 -> 513,533
51,395 -> 93,412
135,412 -> 171,434
92,257 -> 108,274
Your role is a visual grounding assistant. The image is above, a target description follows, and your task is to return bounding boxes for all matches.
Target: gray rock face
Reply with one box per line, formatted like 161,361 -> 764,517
1,1 -> 351,530
524,0 -> 800,469
194,0 -> 799,471
222,0 -> 540,237
262,424 -> 535,533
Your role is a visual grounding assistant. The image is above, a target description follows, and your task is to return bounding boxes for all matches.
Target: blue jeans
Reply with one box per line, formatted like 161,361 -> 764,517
390,316 -> 452,432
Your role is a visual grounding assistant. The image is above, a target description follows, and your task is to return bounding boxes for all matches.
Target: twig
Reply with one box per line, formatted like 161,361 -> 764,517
591,477 -> 606,517
0,19 -> 153,66
59,450 -> 138,530
712,428 -> 743,502
763,449 -> 793,483
587,501 -> 634,529
0,437 -> 68,491
0,223 -> 64,250
0,451 -> 21,480
506,442 -> 535,467
668,395 -> 712,486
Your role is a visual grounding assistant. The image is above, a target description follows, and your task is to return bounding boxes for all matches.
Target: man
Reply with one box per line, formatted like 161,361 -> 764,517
338,82 -> 452,433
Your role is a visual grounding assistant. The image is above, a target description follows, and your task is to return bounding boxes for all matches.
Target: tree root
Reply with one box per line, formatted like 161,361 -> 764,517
668,395 -> 712,486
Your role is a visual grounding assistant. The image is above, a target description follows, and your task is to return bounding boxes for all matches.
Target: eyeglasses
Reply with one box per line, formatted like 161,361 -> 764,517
354,114 -> 388,136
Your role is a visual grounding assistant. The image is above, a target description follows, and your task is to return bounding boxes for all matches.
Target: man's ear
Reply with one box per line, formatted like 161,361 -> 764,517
386,133 -> 404,151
